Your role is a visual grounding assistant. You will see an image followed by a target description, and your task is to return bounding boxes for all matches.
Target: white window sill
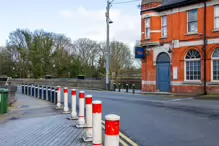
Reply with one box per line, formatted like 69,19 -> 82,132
183,80 -> 202,85
160,36 -> 167,39
185,32 -> 198,36
212,29 -> 219,32
208,81 -> 219,85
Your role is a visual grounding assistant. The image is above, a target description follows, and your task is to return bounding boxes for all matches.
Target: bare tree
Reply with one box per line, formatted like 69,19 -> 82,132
110,41 -> 133,78
73,38 -> 99,67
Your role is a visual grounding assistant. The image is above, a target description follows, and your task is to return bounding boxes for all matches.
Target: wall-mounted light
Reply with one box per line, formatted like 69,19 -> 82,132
168,42 -> 174,53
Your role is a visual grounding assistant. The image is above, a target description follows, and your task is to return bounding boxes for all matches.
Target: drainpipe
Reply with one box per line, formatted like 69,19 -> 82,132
203,0 -> 207,95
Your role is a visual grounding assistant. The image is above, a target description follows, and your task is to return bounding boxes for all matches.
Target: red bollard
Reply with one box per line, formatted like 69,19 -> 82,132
104,114 -> 120,146
92,100 -> 102,146
76,91 -> 86,128
63,87 -> 70,114
83,95 -> 93,142
69,89 -> 78,120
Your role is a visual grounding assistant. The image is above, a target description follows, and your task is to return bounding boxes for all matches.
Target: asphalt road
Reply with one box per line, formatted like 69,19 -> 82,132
59,89 -> 219,146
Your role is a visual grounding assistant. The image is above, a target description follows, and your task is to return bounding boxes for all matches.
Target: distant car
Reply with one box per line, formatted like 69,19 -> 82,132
45,75 -> 53,79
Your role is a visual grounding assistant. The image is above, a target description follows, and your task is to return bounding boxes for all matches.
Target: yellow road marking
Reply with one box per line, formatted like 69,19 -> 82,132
102,120 -> 138,146
101,124 -> 128,146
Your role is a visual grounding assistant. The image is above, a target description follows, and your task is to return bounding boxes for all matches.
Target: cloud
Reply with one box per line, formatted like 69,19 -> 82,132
59,6 -> 141,48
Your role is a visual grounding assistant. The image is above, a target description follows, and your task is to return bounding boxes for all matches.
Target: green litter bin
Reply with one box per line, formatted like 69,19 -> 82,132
0,88 -> 9,114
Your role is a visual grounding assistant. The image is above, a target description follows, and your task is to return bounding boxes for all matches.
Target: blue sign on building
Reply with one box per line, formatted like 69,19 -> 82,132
135,47 -> 145,59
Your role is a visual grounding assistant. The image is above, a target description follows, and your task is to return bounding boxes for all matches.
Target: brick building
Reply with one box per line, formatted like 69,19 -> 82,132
139,0 -> 219,94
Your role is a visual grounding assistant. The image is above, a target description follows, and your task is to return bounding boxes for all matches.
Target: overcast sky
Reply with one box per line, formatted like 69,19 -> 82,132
0,0 -> 141,49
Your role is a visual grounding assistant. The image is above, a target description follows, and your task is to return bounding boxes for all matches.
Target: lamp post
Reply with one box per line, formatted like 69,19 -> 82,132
106,0 -> 113,91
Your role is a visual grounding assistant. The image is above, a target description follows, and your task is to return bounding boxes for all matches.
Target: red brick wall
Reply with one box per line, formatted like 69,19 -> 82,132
141,2 -> 219,94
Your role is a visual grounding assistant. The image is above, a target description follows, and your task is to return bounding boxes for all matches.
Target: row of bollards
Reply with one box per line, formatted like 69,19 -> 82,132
21,83 -> 58,104
113,83 -> 136,94
21,83 -> 120,146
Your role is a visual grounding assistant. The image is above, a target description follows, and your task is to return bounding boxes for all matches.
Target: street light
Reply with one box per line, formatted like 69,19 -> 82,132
105,0 -> 114,91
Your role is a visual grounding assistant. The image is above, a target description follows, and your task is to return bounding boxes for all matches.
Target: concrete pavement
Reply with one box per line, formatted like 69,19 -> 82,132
0,93 -> 91,146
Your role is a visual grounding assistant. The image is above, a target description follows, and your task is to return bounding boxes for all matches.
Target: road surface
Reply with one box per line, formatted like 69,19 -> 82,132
60,89 -> 219,146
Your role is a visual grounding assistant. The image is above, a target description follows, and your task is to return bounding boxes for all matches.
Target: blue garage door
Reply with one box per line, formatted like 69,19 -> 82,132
156,53 -> 171,92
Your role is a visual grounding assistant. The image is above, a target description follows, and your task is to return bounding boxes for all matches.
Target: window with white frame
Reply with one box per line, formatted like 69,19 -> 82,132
212,49 -> 219,80
188,9 -> 198,33
185,50 -> 201,80
145,17 -> 150,38
215,5 -> 219,30
162,15 -> 167,37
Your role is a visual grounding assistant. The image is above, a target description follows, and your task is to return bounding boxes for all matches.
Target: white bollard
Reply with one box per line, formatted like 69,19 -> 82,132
76,91 -> 86,128
92,100 -> 102,146
104,114 -> 120,146
56,86 -> 62,109
69,89 -> 78,120
83,95 -> 93,142
63,87 -> 70,114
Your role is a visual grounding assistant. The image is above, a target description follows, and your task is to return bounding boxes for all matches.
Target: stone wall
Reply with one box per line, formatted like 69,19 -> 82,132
10,79 -> 106,90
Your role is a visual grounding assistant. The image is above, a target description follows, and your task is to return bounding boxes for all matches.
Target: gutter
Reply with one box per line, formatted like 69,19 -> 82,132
203,0 -> 207,95
141,0 -> 201,14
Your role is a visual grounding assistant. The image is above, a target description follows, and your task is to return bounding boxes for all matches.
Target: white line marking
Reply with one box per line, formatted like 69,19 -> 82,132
101,124 -> 128,146
168,97 -> 194,102
102,121 -> 138,146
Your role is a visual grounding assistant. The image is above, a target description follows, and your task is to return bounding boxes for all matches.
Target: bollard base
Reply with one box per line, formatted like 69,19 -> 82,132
76,124 -> 86,128
68,116 -> 78,120
82,136 -> 92,142
62,111 -> 71,114
55,106 -> 63,110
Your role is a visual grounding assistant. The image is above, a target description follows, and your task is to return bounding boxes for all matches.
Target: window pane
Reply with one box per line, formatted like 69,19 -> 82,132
146,28 -> 150,38
213,60 -> 219,80
188,9 -> 198,22
186,50 -> 200,59
146,18 -> 150,28
162,16 -> 167,26
213,49 -> 219,58
162,26 -> 167,37
186,61 -> 201,80
215,17 -> 219,29
215,5 -> 219,17
188,22 -> 198,32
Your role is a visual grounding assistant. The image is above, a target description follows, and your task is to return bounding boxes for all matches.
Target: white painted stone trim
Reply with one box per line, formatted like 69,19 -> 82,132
142,80 -> 204,86
142,80 -> 156,85
180,38 -> 219,47
142,12 -> 160,18
153,43 -> 172,65
151,30 -> 161,33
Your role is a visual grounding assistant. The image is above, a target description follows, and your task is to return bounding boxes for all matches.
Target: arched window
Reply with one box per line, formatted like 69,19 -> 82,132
212,49 -> 219,80
185,50 -> 201,80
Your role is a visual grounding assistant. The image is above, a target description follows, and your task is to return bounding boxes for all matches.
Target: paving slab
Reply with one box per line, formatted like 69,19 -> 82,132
0,114 -> 92,146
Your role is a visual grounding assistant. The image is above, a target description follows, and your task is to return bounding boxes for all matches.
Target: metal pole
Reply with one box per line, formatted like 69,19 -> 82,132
203,0 -> 207,95
106,0 -> 110,91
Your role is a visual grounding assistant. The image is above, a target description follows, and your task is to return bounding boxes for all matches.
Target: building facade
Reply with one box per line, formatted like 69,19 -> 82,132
140,0 -> 219,94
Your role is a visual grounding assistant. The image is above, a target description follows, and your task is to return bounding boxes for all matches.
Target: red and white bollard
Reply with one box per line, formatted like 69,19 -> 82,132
76,91 -> 86,128
104,114 -> 120,146
63,87 -> 70,114
69,89 -> 78,120
92,100 -> 102,146
83,95 -> 93,142
56,86 -> 62,109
